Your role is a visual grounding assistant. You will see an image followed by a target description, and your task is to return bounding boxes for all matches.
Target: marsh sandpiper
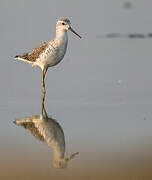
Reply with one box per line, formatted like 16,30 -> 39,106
15,18 -> 81,94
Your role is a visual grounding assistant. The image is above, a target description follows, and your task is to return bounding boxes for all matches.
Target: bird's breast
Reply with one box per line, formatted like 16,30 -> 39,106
46,40 -> 68,67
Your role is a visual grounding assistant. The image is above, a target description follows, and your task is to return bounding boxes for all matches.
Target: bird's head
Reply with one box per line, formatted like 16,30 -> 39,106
53,152 -> 79,169
56,18 -> 81,38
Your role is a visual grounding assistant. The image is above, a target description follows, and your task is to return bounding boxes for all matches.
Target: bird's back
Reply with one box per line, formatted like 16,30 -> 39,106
15,37 -> 68,70
15,41 -> 49,63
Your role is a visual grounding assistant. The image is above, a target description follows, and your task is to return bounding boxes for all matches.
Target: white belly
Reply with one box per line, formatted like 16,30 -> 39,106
47,48 -> 66,67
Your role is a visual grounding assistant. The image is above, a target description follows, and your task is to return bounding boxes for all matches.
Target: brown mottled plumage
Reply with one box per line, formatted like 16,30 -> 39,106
20,120 -> 45,142
15,41 -> 50,62
59,18 -> 70,22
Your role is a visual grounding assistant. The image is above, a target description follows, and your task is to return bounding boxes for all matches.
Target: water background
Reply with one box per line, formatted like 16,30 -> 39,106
1,0 -> 152,179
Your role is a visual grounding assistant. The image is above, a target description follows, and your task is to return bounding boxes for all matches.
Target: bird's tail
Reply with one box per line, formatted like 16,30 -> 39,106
14,54 -> 33,64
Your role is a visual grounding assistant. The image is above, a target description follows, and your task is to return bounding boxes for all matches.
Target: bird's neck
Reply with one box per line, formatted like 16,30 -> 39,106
56,29 -> 68,44
53,145 -> 65,160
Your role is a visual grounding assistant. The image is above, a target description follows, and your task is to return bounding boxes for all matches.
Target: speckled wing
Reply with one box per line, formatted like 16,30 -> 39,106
14,115 -> 65,145
14,116 -> 46,142
14,41 -> 49,62
21,121 -> 46,142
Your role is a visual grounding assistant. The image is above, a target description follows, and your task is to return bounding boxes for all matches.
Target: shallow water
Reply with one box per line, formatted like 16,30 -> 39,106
1,0 -> 152,179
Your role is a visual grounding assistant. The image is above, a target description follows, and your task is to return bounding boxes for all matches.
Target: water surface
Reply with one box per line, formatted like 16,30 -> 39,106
1,0 -> 152,179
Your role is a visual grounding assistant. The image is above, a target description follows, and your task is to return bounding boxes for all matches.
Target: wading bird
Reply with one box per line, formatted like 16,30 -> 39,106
15,18 -> 81,94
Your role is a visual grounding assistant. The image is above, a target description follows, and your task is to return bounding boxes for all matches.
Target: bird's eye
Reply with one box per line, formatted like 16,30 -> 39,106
62,22 -> 65,25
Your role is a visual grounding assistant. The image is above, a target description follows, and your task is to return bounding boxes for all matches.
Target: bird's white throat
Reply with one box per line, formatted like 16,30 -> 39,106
56,28 -> 68,44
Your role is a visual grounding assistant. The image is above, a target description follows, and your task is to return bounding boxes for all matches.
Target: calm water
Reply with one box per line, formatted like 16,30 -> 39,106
1,0 -> 152,179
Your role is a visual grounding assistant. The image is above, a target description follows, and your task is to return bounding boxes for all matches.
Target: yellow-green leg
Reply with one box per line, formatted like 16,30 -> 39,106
42,67 -> 48,94
41,90 -> 45,114
41,90 -> 48,118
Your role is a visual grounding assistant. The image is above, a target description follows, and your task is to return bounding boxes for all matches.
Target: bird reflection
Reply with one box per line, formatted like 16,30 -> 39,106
13,93 -> 78,169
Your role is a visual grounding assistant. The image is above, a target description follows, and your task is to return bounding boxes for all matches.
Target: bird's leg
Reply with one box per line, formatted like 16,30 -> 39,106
41,91 -> 45,114
43,104 -> 48,119
42,70 -> 45,94
42,67 -> 48,94
41,91 -> 48,118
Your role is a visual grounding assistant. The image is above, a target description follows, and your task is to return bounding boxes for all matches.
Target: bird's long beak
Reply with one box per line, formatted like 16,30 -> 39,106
69,27 -> 82,39
66,152 -> 79,162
